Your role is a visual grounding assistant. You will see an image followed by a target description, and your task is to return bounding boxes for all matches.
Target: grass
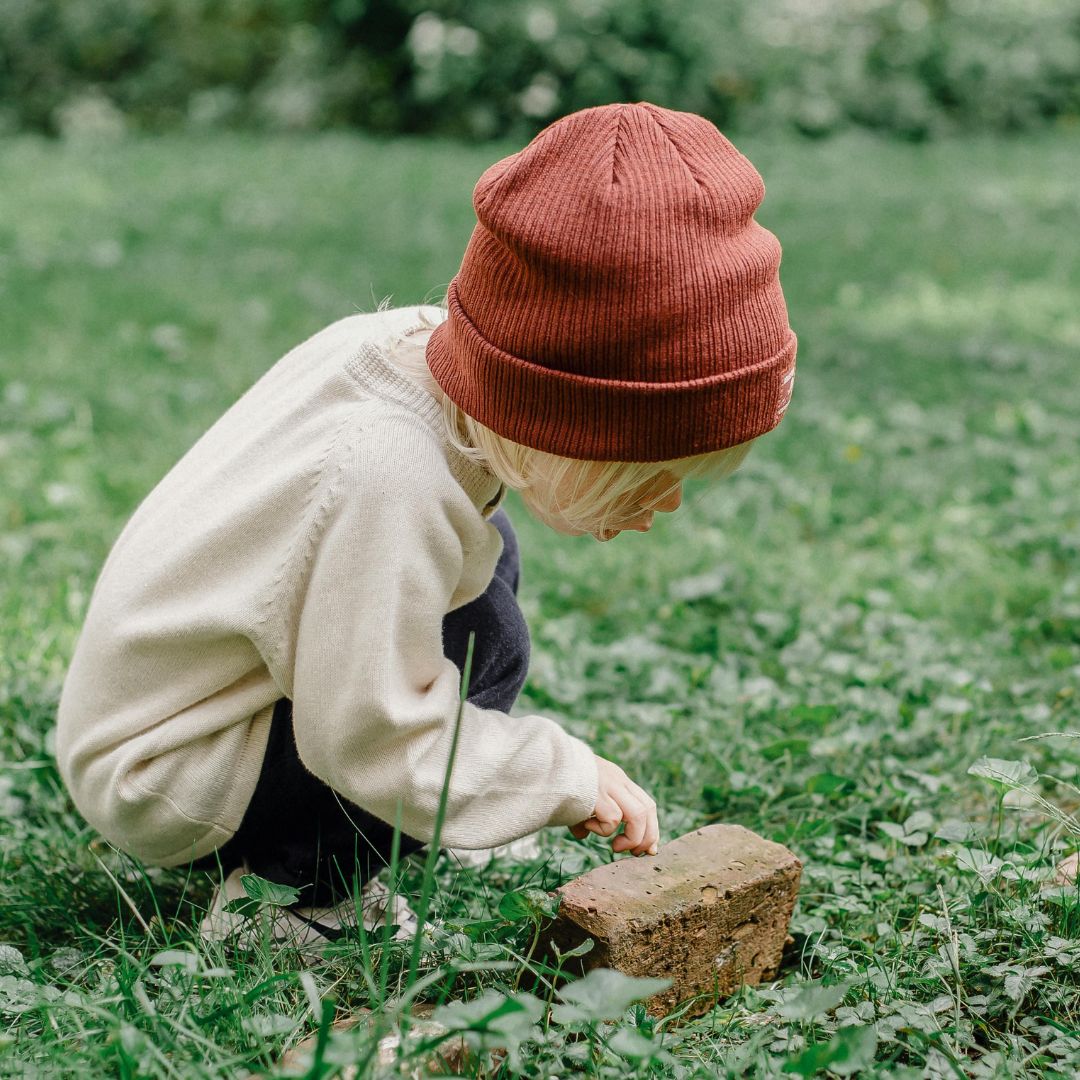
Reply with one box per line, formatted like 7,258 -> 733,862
2,126 -> 1080,1076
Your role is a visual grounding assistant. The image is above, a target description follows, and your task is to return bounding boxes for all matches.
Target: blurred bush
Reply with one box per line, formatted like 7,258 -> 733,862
1,0 -> 1078,140
737,0 -> 1080,139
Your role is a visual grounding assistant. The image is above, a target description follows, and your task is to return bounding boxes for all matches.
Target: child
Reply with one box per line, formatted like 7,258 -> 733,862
54,101 -> 797,942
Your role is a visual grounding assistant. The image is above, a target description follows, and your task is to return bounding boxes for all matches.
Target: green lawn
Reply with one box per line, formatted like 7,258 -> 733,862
2,128 -> 1079,1077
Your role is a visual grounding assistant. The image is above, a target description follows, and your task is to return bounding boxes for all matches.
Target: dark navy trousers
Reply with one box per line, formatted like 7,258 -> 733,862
192,509 -> 530,906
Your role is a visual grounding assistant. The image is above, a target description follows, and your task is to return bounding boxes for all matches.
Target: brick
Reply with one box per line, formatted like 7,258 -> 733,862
541,824 -> 802,1018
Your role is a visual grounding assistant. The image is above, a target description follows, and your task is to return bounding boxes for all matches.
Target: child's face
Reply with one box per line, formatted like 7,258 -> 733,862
520,466 -> 683,542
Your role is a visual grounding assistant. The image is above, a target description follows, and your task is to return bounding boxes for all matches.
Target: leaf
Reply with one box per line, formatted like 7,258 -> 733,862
223,897 -> 264,918
447,917 -> 505,940
782,1024 -> 877,1076
967,757 -> 1038,791
934,818 -> 980,842
243,1012 -> 301,1037
806,773 -> 856,796
0,947 -> 28,978
761,737 -> 810,762
878,811 -> 932,847
148,950 -> 199,971
877,822 -> 907,842
998,967 -> 1049,1003
432,990 -> 545,1073
0,975 -> 52,1015
1002,788 -> 1038,808
774,979 -> 850,1020
782,1037 -> 838,1076
607,1025 -> 672,1062
904,810 -> 934,833
1042,885 -> 1080,909
552,968 -> 672,1024
552,936 -> 595,961
952,846 -> 1006,881
877,820 -> 928,846
497,887 -> 560,924
239,873 -> 301,907
900,833 -> 930,847
789,704 -> 840,726
49,949 -> 84,977
827,1024 -> 879,1074
432,989 -> 544,1040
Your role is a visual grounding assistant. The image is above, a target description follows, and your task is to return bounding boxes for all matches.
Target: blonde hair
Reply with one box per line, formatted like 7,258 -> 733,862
377,296 -> 755,535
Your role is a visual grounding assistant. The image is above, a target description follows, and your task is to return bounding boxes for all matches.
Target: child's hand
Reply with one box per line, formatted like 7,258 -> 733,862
569,753 -> 659,856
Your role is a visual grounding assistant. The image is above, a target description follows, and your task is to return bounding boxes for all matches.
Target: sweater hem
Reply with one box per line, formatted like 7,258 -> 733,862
110,700 -> 276,869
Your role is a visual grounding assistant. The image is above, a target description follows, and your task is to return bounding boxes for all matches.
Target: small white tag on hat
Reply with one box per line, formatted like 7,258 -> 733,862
775,359 -> 796,421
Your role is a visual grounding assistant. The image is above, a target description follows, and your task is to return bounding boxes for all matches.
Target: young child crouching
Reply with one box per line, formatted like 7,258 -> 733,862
54,101 -> 796,940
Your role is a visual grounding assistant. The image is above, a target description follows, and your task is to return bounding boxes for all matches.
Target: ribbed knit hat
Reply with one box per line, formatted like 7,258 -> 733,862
425,101 -> 797,462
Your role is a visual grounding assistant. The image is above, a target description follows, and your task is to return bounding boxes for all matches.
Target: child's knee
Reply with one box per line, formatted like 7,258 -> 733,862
56,727 -> 254,868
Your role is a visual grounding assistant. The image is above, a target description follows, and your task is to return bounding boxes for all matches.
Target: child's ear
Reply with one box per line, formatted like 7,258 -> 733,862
643,468 -> 682,504
647,474 -> 683,513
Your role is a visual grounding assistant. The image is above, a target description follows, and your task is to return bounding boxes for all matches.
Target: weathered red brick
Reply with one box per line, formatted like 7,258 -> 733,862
541,824 -> 802,1018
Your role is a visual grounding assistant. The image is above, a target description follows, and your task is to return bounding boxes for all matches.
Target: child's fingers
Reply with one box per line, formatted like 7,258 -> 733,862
613,784 -> 658,856
611,816 -> 645,851
611,789 -> 650,853
573,817 -> 615,839
630,782 -> 659,856
569,780 -> 660,855
643,809 -> 659,856
567,816 -> 618,840
587,818 -> 619,838
637,786 -> 660,856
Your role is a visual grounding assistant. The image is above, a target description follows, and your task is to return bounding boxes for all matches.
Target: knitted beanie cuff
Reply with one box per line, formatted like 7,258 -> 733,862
426,279 -> 798,463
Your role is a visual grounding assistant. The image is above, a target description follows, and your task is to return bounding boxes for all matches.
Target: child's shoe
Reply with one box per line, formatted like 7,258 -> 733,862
198,864 -> 419,951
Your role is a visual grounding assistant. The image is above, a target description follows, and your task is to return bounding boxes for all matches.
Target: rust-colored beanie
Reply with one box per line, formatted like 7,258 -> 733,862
425,101 -> 797,462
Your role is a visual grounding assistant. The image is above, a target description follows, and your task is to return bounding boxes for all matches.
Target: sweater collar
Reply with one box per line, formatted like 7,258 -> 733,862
349,338 -> 504,513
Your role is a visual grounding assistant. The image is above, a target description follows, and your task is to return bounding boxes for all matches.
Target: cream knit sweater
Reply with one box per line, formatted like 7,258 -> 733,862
55,305 -> 599,868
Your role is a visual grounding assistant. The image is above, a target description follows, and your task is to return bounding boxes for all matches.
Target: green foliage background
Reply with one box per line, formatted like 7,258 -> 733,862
2,126 -> 1080,1074
3,0 -> 1080,141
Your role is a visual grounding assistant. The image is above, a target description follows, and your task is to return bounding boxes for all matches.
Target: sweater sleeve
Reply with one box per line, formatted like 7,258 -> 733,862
286,416 -> 599,849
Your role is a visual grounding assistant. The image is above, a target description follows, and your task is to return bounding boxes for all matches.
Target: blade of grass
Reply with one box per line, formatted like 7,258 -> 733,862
88,843 -> 151,936
405,631 -> 475,990
377,798 -> 406,1005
